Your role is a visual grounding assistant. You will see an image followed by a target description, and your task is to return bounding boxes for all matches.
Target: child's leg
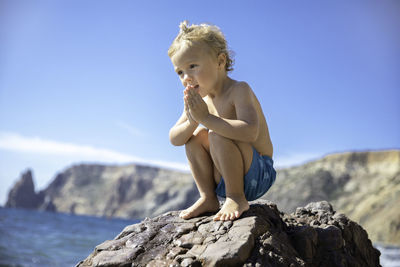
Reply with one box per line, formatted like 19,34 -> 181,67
180,129 -> 220,219
208,131 -> 253,221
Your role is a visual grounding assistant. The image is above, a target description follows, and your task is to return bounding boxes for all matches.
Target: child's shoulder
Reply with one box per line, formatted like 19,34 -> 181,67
231,80 -> 250,89
230,80 -> 254,93
229,80 -> 255,98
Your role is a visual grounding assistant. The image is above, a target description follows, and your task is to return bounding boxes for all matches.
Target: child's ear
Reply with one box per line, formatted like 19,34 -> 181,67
217,53 -> 227,70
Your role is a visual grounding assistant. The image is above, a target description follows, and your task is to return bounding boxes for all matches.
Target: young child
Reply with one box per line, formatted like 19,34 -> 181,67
168,21 -> 276,221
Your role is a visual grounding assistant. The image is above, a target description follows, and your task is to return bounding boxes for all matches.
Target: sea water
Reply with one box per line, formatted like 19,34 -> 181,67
0,208 -> 399,267
0,208 -> 139,267
377,244 -> 400,267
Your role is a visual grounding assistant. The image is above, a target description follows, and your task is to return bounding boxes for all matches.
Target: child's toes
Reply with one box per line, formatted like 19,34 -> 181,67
234,211 -> 240,219
180,210 -> 189,218
213,212 -> 222,221
217,213 -> 225,221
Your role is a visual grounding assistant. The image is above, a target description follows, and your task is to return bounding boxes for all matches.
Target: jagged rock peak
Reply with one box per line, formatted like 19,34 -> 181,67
77,200 -> 381,267
5,169 -> 42,209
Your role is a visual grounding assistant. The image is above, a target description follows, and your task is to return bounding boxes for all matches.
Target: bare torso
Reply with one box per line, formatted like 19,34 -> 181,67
204,80 -> 273,157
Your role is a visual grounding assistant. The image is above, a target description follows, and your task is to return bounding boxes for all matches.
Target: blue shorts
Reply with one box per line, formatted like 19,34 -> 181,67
215,147 -> 276,201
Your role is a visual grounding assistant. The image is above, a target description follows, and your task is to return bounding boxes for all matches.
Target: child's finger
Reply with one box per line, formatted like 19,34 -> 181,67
188,87 -> 197,96
193,91 -> 202,101
188,92 -> 197,105
188,87 -> 195,95
187,96 -> 194,108
186,88 -> 192,99
191,92 -> 202,105
184,90 -> 189,98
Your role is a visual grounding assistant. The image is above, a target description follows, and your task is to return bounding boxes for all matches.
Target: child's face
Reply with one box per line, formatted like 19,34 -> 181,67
171,42 -> 220,97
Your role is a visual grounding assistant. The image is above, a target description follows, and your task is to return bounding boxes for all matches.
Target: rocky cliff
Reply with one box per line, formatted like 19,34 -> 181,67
43,164 -> 198,219
6,164 -> 197,219
264,150 -> 400,245
77,200 -> 381,267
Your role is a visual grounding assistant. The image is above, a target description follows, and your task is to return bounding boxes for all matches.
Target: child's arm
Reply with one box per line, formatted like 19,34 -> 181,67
186,83 -> 259,142
169,100 -> 199,146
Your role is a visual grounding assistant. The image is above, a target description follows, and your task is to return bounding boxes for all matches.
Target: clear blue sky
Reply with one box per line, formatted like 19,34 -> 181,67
1,0 -> 399,204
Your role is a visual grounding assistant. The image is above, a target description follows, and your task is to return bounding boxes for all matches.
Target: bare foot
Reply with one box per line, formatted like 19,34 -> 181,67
179,195 -> 220,220
213,195 -> 249,221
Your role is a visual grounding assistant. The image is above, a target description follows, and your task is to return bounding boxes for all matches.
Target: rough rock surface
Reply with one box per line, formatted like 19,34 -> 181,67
77,200 -> 381,267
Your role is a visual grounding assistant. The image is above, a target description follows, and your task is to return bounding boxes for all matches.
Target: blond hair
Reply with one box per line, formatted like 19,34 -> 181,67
168,21 -> 234,72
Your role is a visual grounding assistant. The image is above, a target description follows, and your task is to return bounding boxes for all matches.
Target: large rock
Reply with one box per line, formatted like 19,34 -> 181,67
77,200 -> 381,267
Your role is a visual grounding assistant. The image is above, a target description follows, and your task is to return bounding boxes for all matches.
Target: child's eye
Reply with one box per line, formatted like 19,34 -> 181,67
190,64 -> 197,69
177,70 -> 183,75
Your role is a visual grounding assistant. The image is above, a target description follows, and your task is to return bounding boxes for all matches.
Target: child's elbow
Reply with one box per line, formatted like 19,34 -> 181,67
169,134 -> 179,146
170,138 -> 184,146
247,124 -> 259,142
248,133 -> 258,143
249,134 -> 258,143
169,130 -> 184,146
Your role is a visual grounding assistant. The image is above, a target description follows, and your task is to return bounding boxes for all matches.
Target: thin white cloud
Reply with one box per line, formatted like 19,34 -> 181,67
115,120 -> 145,137
0,132 -> 322,172
0,132 -> 189,171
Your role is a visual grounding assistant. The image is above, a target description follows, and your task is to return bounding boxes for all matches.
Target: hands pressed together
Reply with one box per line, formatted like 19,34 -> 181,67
184,85 -> 209,124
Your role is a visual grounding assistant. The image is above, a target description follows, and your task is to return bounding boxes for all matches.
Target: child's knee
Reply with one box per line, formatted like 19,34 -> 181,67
209,130 -> 251,148
208,130 -> 229,146
185,135 -> 200,151
185,129 -> 208,152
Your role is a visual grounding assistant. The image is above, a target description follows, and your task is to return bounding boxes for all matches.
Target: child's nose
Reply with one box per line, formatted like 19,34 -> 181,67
183,73 -> 193,84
